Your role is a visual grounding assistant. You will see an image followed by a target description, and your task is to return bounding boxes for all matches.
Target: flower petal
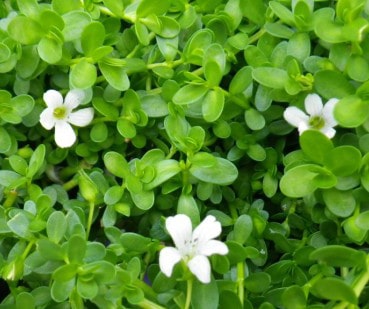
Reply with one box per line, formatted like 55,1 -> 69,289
39,108 -> 56,130
68,108 -> 94,127
192,216 -> 222,249
297,122 -> 310,135
166,214 -> 192,253
322,98 -> 339,126
54,121 -> 76,148
64,89 -> 85,109
198,240 -> 228,256
159,247 -> 182,278
43,90 -> 63,109
188,255 -> 211,284
305,93 -> 323,116
283,107 -> 309,128
321,127 -> 336,139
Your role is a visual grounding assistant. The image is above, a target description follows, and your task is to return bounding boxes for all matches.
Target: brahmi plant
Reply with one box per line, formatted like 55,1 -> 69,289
2,0 -> 369,308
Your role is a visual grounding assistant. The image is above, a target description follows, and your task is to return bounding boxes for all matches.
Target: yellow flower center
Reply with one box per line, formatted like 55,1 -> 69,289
309,116 -> 325,129
53,106 -> 67,120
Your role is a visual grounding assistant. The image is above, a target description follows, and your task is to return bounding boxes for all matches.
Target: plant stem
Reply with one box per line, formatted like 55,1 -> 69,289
3,189 -> 18,208
137,298 -> 166,309
248,28 -> 266,44
237,262 -> 245,305
86,201 -> 95,239
184,278 -> 193,309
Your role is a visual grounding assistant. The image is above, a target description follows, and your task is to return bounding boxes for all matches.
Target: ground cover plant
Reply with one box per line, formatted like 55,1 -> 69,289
1,0 -> 369,308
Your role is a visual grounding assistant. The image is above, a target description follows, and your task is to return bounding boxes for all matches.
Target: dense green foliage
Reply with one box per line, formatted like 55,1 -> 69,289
1,0 -> 369,308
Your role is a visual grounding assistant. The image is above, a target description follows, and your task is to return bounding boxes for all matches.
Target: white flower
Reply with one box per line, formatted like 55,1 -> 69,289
283,93 -> 339,138
159,214 -> 228,284
40,89 -> 94,148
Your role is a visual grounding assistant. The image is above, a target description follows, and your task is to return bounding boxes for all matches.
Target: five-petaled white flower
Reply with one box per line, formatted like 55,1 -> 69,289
159,214 -> 228,284
40,89 -> 94,148
283,93 -> 339,138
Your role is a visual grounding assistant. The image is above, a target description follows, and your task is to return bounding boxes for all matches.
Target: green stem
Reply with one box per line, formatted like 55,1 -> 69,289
136,298 -> 166,309
62,178 -> 79,191
237,262 -> 245,305
86,201 -> 95,239
184,278 -> 193,309
134,279 -> 158,301
21,240 -> 35,259
248,28 -> 266,44
3,190 -> 18,208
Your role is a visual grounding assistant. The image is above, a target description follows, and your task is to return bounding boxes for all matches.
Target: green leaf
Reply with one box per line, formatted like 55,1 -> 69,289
12,94 -> 35,117
9,155 -> 28,176
239,0 -> 266,25
117,118 -> 136,138
309,245 -> 366,267
8,16 -> 44,44
16,292 -> 35,309
51,277 -> 75,302
67,235 -> 86,264
234,214 -> 253,245
90,122 -> 108,143
264,22 -> 294,39
191,278 -> 219,309
347,55 -> 369,82
104,152 -> 130,179
144,160 -> 181,190
27,144 -> 46,178
324,146 -> 361,176
77,277 -> 98,299
173,84 -> 209,105
269,1 -> 295,25
70,59 -> 97,89
37,239 -> 65,261
99,62 -> 130,91
62,11 -> 91,41
202,88 -> 224,122
102,0 -> 124,18
134,22 -> 150,46
141,95 -> 169,117
8,212 -> 30,238
130,189 -> 154,210
334,95 -> 369,128
282,285 -> 307,309
311,277 -> 357,304
0,170 -> 22,186
245,272 -> 271,293
190,153 -> 238,185
299,130 -> 334,164
184,29 -> 214,65
0,127 -> 12,153
81,22 -> 105,56
136,0 -> 170,17
229,66 -> 253,95
47,211 -> 67,243
245,108 -> 265,130
153,16 -> 180,38
322,188 -> 356,218
0,43 -> 10,63
120,233 -> 151,253
287,32 -> 310,62
177,194 -> 200,226
355,210 -> 369,230
314,70 -> 355,99
252,67 -> 289,89
280,164 -> 336,197
52,0 -> 83,14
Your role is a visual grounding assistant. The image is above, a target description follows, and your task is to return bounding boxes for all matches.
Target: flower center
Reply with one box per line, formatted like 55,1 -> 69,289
183,238 -> 199,260
53,106 -> 67,120
309,116 -> 325,130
